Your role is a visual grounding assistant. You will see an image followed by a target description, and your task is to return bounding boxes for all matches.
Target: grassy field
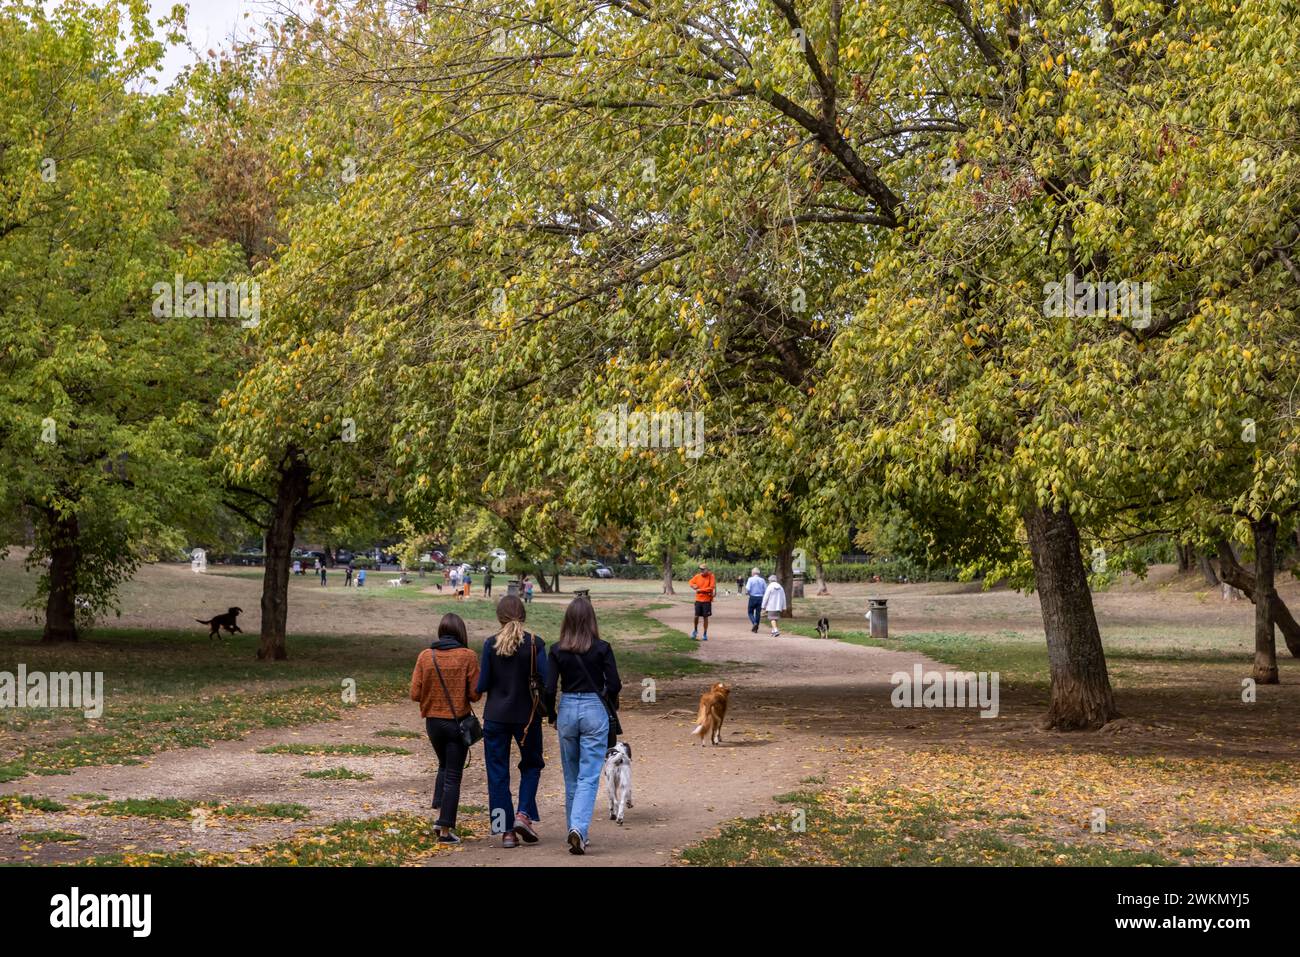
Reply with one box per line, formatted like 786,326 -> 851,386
0,556 -> 704,783
680,619 -> 1300,867
5,554 -> 1300,866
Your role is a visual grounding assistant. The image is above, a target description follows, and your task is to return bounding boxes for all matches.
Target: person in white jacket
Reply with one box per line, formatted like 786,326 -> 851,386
761,574 -> 787,637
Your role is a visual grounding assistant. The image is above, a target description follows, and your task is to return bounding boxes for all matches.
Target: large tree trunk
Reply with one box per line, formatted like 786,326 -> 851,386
258,455 -> 311,661
532,563 -> 554,593
1198,550 -> 1220,587
41,510 -> 80,643
775,538 -> 795,619
1216,539 -> 1300,657
1252,516 -> 1280,684
1023,505 -> 1118,730
1176,543 -> 1192,573
661,544 -> 675,595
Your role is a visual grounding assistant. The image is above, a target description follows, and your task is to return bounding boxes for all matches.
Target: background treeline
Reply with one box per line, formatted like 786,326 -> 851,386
4,0 -> 1300,732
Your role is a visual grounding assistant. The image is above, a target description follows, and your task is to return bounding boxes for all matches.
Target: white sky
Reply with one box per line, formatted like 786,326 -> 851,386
45,0 -> 310,85
157,0 -> 265,83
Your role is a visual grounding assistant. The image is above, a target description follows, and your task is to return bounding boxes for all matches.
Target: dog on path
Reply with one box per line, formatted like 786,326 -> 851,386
691,682 -> 731,746
605,742 -> 633,824
195,607 -> 243,640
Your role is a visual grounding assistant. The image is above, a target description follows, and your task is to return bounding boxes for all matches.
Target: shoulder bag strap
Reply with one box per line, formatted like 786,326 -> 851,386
522,634 -> 543,734
569,648 -> 615,718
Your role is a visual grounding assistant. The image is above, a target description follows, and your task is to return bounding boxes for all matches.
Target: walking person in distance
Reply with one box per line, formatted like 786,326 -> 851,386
744,566 -> 766,633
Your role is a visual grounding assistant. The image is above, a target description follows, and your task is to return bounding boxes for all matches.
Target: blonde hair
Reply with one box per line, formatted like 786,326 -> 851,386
494,595 -> 527,656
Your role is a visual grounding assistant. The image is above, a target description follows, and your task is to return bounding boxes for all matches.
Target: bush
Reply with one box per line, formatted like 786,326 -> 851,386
564,559 -> 961,583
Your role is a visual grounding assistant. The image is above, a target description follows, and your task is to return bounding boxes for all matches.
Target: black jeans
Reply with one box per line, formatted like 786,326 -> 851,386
426,717 -> 468,829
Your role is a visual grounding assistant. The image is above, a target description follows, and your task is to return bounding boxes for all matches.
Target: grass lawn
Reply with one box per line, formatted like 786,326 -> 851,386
679,621 -> 1300,866
0,589 -> 702,782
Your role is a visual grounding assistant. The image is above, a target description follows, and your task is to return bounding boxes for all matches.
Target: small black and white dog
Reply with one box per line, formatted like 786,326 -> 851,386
604,742 -> 633,824
816,616 -> 830,640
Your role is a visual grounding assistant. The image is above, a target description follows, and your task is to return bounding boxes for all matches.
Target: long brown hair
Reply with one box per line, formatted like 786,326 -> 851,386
437,613 -> 468,647
494,595 -> 527,656
556,596 -> 600,655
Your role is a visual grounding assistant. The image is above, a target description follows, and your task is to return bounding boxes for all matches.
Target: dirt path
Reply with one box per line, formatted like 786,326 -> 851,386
0,593 -> 944,866
425,595 -> 943,867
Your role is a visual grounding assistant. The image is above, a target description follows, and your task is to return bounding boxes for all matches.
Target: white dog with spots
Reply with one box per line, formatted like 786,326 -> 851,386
604,742 -> 633,825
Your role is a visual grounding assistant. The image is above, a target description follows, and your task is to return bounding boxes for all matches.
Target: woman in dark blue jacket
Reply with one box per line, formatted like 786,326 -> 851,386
477,595 -> 547,848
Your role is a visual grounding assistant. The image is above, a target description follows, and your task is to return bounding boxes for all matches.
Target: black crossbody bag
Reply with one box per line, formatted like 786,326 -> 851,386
431,650 -> 484,748
570,648 -> 622,736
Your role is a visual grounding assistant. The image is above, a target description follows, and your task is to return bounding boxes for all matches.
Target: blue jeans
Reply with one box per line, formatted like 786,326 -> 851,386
483,718 -> 545,830
556,693 -> 609,842
747,595 -> 763,626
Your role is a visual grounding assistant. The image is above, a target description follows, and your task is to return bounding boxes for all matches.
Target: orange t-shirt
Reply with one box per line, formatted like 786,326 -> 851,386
688,572 -> 716,602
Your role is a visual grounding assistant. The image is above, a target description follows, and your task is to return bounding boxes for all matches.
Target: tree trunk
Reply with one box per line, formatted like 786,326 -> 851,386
1216,539 -> 1300,657
533,564 -> 554,593
41,511 -> 80,643
1197,550 -> 1220,587
1176,543 -> 1192,573
1023,504 -> 1118,730
661,544 -> 675,595
775,538 -> 795,619
815,556 -> 830,596
258,454 -> 311,661
1252,516 -> 1280,684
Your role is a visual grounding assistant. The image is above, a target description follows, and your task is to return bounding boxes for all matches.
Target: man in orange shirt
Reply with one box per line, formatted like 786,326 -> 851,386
688,562 -> 717,641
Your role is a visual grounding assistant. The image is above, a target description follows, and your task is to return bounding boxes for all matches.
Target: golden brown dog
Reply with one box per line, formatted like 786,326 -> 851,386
691,682 -> 730,745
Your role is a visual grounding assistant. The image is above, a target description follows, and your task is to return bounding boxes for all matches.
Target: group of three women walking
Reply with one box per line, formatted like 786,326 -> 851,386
409,593 -> 622,855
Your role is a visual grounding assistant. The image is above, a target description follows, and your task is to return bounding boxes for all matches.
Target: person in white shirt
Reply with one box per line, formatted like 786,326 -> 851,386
744,567 -> 767,633
761,574 -> 788,637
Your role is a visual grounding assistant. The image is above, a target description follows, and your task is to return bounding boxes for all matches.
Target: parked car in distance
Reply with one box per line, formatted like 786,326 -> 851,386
592,564 -> 614,578
335,549 -> 354,564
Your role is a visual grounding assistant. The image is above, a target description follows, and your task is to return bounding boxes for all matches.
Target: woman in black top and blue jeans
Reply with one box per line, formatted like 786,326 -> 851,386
477,595 -> 547,848
544,596 -> 621,855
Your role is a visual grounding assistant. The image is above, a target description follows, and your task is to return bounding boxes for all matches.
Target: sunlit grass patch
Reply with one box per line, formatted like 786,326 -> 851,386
302,767 -> 373,781
0,794 -> 67,821
257,743 -> 410,756
73,813 -> 466,867
18,830 -> 85,843
90,798 -> 310,820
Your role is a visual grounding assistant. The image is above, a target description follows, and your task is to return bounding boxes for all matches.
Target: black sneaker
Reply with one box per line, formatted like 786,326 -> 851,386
437,830 -> 461,844
567,829 -> 586,855
751,624 -> 759,633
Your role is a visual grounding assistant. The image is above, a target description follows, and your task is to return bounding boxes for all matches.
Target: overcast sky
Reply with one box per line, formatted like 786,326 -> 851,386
154,0 -> 293,84
45,1 -> 307,85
